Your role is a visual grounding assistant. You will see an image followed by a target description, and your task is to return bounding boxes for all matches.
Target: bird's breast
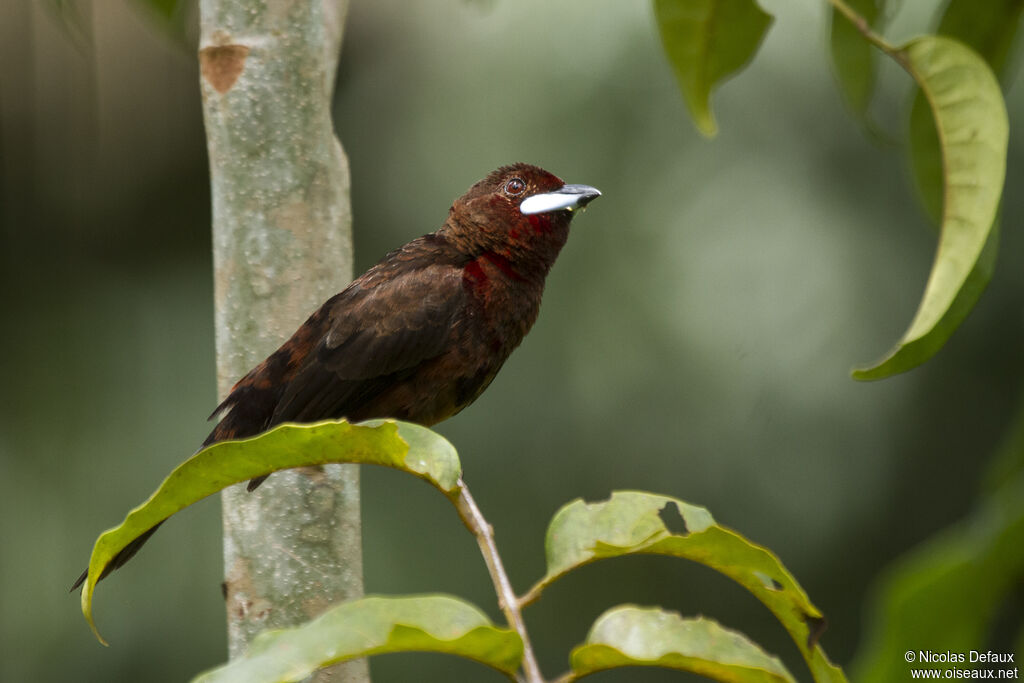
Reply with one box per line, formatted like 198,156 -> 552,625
461,253 -> 544,348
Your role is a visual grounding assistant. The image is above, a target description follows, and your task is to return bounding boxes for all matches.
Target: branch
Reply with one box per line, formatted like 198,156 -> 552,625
828,0 -> 899,58
451,479 -> 545,683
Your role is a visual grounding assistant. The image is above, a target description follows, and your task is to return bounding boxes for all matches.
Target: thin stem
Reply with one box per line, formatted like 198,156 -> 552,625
518,579 -> 546,609
827,0 -> 899,56
452,478 -> 545,683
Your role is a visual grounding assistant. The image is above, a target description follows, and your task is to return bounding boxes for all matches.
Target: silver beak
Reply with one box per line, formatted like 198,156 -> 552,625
520,184 -> 602,215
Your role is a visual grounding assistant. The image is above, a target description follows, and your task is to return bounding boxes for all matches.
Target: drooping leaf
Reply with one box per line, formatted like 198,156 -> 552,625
570,606 -> 795,682
908,0 -> 1021,225
192,595 -> 523,683
861,214 -> 999,381
852,473 -> 1024,680
653,0 -> 774,137
908,92 -> 945,225
853,36 -> 1007,379
532,491 -> 846,682
933,0 -> 1024,79
829,0 -> 885,118
80,419 -> 460,643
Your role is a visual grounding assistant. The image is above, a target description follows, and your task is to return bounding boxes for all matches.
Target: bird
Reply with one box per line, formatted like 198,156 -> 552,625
72,163 -> 600,590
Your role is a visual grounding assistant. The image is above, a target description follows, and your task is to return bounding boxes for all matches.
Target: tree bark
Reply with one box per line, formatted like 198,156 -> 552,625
198,1 -> 366,680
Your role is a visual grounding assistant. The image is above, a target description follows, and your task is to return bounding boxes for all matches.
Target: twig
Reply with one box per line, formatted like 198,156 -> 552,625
518,577 -> 550,609
827,0 -> 900,58
451,478 -> 545,683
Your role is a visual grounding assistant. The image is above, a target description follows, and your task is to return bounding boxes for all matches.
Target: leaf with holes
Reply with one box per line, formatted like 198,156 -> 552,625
529,491 -> 846,682
79,419 -> 461,644
192,595 -> 523,682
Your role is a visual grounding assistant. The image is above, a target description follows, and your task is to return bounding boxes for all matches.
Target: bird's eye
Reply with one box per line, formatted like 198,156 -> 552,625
504,178 -> 526,196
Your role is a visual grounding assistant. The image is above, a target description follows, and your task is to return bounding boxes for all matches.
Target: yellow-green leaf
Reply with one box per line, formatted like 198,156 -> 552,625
853,36 -> 1007,380
80,419 -> 460,644
570,606 -> 795,682
653,0 -> 773,137
532,491 -> 846,682
192,595 -> 523,682
902,0 -> 1019,363
911,0 -> 1022,222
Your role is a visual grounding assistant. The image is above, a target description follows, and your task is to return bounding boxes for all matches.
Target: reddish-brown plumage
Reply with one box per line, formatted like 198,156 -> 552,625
205,163 -> 597,462
72,163 -> 599,590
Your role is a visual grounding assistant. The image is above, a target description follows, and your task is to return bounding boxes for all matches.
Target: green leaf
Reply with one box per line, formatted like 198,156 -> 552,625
853,36 -> 1007,380
982,393 -> 1024,495
534,491 -> 846,682
80,419 -> 460,644
829,0 -> 885,118
570,606 -> 795,682
932,0 -> 1024,79
908,0 -> 1020,224
908,92 -> 945,225
852,473 -> 1024,680
653,0 -> 774,137
192,595 -> 523,683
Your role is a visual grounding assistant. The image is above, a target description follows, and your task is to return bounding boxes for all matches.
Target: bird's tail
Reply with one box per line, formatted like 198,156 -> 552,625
69,520 -> 166,592
203,405 -> 270,492
70,389 -> 272,590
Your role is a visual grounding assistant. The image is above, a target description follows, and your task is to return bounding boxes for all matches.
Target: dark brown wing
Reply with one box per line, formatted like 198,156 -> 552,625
269,259 -> 468,424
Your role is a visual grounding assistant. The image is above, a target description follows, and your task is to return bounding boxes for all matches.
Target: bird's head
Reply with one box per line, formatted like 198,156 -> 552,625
445,163 -> 600,271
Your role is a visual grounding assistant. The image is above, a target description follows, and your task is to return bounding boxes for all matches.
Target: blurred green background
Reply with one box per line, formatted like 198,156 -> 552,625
1,0 -> 1021,681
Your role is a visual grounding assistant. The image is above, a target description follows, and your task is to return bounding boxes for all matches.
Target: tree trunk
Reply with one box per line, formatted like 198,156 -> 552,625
198,1 -> 367,680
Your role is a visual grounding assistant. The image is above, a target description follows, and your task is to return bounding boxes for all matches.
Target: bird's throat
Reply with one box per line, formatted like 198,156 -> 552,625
463,251 -> 525,292
481,251 -> 526,281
